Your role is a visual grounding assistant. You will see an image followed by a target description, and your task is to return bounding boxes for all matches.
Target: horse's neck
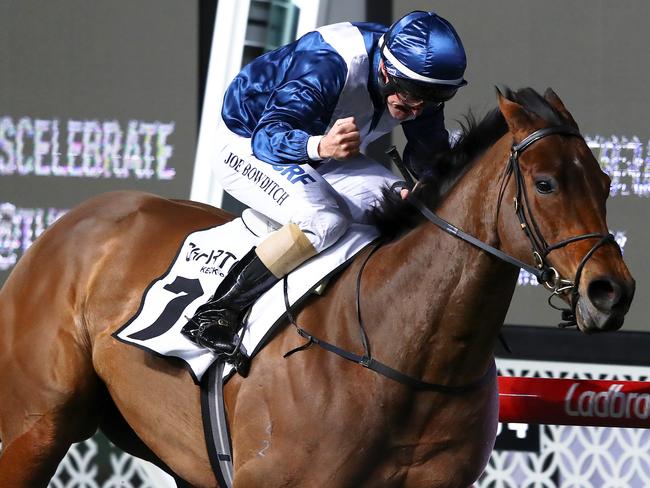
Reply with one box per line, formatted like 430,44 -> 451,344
368,137 -> 519,385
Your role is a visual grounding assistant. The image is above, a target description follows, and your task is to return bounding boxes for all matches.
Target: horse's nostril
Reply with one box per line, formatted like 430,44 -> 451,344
587,278 -> 623,312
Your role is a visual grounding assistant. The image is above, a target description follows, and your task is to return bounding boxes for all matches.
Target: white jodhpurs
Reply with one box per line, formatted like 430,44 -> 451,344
212,124 -> 399,253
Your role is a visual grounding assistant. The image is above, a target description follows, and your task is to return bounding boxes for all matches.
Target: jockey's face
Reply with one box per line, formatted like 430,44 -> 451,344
386,92 -> 423,121
380,62 -> 442,121
386,91 -> 443,121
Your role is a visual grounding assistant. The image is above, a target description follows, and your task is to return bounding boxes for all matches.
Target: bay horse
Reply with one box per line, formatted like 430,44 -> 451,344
0,88 -> 635,487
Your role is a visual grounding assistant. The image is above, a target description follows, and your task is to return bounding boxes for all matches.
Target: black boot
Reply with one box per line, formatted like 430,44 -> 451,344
181,248 -> 278,374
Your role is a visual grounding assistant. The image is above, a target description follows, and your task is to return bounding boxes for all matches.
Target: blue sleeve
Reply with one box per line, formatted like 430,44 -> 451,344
251,48 -> 347,165
401,106 -> 450,178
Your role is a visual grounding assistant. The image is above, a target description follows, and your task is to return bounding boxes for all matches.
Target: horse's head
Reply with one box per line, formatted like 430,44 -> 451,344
496,88 -> 635,333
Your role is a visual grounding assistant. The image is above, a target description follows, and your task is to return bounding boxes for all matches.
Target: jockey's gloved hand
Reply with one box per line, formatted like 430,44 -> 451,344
318,117 -> 361,160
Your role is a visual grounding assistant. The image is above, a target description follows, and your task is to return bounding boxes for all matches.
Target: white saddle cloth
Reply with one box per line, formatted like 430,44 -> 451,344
114,210 -> 378,382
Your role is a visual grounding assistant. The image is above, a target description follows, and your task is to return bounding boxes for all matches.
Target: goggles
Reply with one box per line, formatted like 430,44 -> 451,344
394,91 -> 443,111
379,71 -> 458,108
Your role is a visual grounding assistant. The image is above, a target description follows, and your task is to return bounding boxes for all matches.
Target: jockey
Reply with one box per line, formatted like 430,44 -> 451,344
182,10 -> 467,364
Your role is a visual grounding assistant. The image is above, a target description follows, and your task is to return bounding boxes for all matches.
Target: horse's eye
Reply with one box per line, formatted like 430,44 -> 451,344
535,179 -> 555,194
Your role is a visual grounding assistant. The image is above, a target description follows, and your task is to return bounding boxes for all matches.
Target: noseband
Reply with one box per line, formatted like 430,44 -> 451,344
408,125 -> 620,327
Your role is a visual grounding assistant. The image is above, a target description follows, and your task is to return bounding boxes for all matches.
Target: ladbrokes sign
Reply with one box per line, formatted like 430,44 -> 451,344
565,383 -> 650,420
498,376 -> 650,428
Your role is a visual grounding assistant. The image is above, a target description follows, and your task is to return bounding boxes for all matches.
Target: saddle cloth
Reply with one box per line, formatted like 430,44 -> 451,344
114,209 -> 378,382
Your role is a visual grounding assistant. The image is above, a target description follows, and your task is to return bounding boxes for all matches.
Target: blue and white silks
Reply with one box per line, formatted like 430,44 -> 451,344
220,22 -> 451,178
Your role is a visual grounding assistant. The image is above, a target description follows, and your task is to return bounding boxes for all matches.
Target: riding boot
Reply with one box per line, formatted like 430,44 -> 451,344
182,223 -> 317,376
181,248 -> 277,366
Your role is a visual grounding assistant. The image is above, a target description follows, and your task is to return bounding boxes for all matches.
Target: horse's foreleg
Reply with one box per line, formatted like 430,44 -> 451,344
0,309 -> 107,486
99,399 -> 196,487
0,414 -> 79,487
0,385 -> 107,487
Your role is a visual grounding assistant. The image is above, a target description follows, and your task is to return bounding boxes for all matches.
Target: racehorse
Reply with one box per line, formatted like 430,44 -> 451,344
0,88 -> 635,487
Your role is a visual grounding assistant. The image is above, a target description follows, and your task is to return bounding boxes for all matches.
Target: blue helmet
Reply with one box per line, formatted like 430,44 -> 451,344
379,11 -> 467,101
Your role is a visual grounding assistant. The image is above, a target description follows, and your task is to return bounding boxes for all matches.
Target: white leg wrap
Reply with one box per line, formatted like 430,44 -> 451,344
255,224 -> 317,278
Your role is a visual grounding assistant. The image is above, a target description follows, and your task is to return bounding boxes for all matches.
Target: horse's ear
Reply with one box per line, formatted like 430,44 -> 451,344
495,87 -> 537,140
543,88 -> 580,130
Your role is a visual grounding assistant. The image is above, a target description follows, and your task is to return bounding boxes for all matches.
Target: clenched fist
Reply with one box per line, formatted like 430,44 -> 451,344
318,117 -> 361,160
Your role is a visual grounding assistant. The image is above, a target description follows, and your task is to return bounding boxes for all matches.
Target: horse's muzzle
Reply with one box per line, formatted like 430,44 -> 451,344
575,275 -> 636,333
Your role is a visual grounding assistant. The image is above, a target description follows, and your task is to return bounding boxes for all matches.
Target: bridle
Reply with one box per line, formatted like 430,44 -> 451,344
410,125 -> 619,327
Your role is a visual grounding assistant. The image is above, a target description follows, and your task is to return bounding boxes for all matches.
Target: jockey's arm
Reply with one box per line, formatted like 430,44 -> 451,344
250,52 -> 346,165
401,105 -> 450,179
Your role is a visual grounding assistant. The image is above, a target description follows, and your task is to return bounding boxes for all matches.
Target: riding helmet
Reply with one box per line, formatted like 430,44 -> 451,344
379,11 -> 467,102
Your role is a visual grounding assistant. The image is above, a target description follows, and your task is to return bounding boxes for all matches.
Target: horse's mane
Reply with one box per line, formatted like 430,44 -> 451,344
370,87 -> 567,238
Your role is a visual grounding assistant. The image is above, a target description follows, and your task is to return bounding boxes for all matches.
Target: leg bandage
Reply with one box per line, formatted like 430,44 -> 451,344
255,224 -> 317,278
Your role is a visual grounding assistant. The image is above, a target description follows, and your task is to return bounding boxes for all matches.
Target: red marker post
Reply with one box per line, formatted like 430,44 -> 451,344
498,376 -> 650,428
